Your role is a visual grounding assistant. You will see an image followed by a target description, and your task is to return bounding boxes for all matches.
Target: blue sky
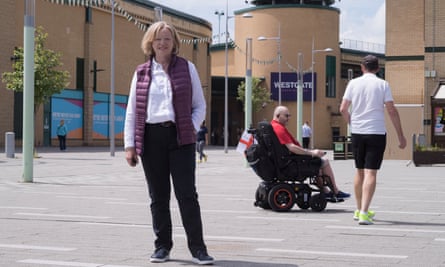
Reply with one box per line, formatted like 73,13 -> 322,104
148,0 -> 385,45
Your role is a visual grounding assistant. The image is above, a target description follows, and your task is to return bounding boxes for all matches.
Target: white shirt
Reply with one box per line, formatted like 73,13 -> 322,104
343,73 -> 394,135
302,123 -> 312,138
124,59 -> 206,149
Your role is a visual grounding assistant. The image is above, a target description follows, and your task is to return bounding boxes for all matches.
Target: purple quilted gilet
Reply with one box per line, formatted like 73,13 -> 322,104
134,56 -> 195,155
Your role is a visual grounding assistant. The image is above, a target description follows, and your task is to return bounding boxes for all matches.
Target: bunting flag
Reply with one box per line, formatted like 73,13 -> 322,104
236,130 -> 256,154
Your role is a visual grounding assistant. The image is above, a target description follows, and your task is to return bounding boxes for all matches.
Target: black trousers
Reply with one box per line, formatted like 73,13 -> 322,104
57,135 -> 66,150
140,124 -> 206,255
302,137 -> 310,149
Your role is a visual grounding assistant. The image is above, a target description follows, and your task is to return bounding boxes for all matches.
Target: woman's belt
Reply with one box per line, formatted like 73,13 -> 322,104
146,121 -> 176,128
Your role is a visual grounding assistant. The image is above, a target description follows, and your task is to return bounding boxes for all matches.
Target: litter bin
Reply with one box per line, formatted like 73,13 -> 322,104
333,136 -> 346,160
5,132 -> 15,158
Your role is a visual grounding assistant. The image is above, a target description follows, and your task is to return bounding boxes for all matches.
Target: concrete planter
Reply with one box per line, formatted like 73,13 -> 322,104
413,150 -> 445,166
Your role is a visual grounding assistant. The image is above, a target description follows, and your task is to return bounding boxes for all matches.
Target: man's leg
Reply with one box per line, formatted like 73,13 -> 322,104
361,169 -> 377,212
320,162 -> 338,193
354,169 -> 365,211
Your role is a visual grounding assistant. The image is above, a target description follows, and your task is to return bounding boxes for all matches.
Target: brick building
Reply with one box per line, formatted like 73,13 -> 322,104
0,0 -> 212,148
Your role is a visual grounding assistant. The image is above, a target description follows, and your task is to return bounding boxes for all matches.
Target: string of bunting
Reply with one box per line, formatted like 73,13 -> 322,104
44,0 -> 318,69
45,0 -> 215,44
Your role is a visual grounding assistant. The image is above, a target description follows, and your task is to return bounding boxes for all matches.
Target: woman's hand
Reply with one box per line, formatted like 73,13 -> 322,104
125,147 -> 139,167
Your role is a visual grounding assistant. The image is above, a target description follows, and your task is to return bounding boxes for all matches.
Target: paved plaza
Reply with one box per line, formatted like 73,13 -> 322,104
1,146 -> 445,267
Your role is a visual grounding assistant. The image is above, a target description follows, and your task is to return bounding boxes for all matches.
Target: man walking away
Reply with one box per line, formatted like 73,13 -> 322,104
339,55 -> 406,225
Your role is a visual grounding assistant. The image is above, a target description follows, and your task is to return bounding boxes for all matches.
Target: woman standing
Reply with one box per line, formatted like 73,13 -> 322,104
124,21 -> 213,265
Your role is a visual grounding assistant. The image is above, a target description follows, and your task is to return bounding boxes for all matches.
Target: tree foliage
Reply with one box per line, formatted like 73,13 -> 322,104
2,26 -> 70,112
237,77 -> 273,112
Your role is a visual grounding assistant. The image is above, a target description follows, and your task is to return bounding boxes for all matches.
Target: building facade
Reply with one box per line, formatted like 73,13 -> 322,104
0,0 -> 212,147
386,0 -> 445,153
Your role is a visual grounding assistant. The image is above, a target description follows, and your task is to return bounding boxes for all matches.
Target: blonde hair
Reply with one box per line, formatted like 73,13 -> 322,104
141,21 -> 181,57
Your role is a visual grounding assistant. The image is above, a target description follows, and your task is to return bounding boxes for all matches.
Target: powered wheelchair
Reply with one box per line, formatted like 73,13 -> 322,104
245,121 -> 343,212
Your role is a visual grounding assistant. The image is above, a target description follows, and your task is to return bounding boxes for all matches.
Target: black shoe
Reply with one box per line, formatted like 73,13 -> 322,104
192,250 -> 214,265
150,248 -> 170,263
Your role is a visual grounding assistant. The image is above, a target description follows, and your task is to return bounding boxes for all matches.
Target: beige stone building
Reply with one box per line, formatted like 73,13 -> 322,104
3,0 -> 442,161
386,0 -> 445,157
0,0 -> 212,148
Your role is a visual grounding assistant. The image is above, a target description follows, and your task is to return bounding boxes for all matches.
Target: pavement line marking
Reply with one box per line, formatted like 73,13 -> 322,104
435,238 -> 445,242
17,191 -> 77,195
227,198 -> 255,201
57,196 -> 127,201
238,216 -> 340,222
200,193 -> 242,198
105,202 -> 147,206
0,206 -> 47,210
0,244 -> 76,251
79,222 -> 150,228
18,259 -> 140,267
327,225 -> 445,234
400,199 -> 445,203
14,212 -> 111,219
256,248 -> 408,259
201,209 -> 257,214
374,210 -> 445,216
175,234 -> 283,242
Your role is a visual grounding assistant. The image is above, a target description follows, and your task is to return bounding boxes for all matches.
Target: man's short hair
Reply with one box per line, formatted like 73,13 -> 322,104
361,55 -> 379,71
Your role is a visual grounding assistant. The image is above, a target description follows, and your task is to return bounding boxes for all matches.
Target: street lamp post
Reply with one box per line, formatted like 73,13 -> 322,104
310,38 -> 332,149
214,10 -> 224,43
110,0 -> 115,157
258,23 -> 281,105
223,0 -> 231,153
23,0 -> 35,182
296,52 -> 303,144
245,38 -> 253,133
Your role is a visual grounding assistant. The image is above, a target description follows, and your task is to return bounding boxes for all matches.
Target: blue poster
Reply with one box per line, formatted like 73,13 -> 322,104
51,90 -> 84,139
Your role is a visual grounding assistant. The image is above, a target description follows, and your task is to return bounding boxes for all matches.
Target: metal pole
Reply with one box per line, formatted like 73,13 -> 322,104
110,0 -> 115,157
296,53 -> 303,144
347,68 -> 353,137
278,23 -> 281,105
310,37 -> 315,149
245,38 -> 253,132
23,0 -> 35,183
223,0 -> 229,153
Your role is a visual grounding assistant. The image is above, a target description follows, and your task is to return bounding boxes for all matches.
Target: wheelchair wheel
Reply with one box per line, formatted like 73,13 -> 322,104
254,187 -> 271,209
295,186 -> 311,210
268,183 -> 295,212
309,193 -> 327,212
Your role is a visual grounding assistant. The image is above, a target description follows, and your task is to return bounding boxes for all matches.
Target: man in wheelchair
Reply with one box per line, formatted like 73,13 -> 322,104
271,106 -> 350,200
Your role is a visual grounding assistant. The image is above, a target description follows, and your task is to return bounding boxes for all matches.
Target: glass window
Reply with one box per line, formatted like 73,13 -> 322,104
325,55 -> 336,98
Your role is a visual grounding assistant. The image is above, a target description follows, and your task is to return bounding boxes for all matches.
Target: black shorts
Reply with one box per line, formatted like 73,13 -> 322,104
351,134 -> 386,170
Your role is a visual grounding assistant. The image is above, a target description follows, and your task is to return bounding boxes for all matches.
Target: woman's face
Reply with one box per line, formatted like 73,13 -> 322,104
152,27 -> 174,57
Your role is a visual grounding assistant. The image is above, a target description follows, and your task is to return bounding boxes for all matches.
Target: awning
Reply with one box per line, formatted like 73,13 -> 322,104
433,84 -> 445,99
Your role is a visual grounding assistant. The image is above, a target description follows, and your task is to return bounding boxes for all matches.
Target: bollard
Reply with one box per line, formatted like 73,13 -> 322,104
5,132 -> 15,158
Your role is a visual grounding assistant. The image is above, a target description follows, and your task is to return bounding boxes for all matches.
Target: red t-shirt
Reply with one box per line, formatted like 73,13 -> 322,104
271,120 -> 302,147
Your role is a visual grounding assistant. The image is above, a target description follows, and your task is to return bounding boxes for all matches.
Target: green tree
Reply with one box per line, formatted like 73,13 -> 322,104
2,26 -> 70,113
237,77 -> 273,112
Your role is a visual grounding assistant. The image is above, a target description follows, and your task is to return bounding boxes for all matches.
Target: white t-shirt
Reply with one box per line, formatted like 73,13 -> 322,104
343,73 -> 394,135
